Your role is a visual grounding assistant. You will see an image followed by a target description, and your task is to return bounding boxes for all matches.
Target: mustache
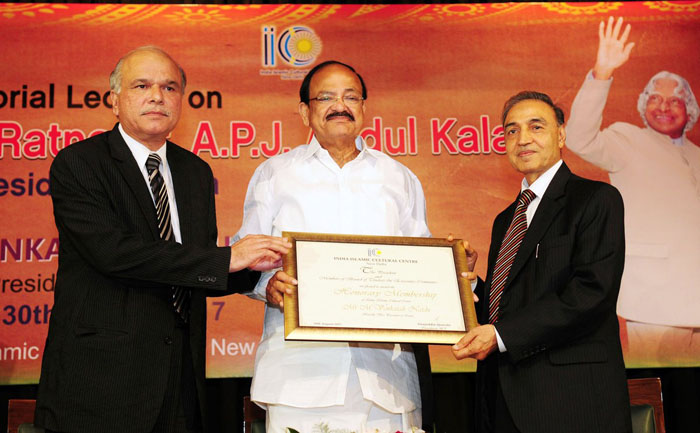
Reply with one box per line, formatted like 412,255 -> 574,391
141,108 -> 170,117
325,111 -> 354,121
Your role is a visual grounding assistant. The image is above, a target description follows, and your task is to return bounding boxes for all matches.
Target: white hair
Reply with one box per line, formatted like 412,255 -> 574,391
637,71 -> 699,133
109,46 -> 186,94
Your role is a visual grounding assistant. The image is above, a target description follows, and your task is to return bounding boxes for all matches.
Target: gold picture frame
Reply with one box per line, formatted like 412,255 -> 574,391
282,231 -> 478,344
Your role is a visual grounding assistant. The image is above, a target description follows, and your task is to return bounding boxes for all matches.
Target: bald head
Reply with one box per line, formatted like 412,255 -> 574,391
110,46 -> 186,94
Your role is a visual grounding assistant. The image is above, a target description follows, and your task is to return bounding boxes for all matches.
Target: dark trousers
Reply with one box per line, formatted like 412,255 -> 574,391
151,321 -> 201,433
482,354 -> 521,433
46,321 -> 201,433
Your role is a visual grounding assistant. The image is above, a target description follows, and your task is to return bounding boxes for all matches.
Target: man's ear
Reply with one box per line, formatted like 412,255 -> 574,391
111,91 -> 119,117
299,102 -> 310,127
558,125 -> 566,149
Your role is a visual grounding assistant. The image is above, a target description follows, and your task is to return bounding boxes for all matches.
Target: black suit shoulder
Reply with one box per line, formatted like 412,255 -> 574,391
561,173 -> 625,238
51,127 -> 128,187
51,128 -> 111,166
565,172 -> 622,204
166,138 -> 212,172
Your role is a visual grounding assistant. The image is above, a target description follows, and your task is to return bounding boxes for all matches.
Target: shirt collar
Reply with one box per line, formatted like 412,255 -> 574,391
301,135 -> 370,161
521,159 -> 563,198
645,125 -> 687,147
119,123 -> 168,170
672,135 -> 685,146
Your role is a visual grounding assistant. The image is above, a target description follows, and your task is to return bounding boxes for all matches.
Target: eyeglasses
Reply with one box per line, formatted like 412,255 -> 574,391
647,94 -> 685,109
309,94 -> 364,106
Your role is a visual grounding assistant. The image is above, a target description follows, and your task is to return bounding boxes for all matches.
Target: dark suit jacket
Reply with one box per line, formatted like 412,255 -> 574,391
35,124 -> 259,433
475,163 -> 631,433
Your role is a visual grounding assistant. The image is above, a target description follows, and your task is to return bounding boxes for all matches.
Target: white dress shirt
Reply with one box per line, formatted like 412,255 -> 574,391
119,124 -> 182,243
235,136 -> 430,412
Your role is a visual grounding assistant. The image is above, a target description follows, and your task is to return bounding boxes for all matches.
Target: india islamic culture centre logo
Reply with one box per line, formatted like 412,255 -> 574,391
368,248 -> 382,257
262,25 -> 322,67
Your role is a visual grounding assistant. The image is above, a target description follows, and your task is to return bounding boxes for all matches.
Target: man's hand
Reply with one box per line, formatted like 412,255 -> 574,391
229,235 -> 292,272
452,324 -> 498,361
446,235 -> 479,302
462,239 -> 478,272
461,270 -> 479,303
593,16 -> 635,80
446,235 -> 478,272
266,270 -> 297,310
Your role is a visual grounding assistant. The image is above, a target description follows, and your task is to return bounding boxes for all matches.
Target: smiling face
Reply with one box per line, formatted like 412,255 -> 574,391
644,77 -> 689,139
110,49 -> 183,150
504,99 -> 565,185
298,63 -> 365,147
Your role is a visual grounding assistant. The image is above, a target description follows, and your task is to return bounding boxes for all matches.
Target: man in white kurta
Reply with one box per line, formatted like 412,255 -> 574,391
566,17 -> 700,366
235,61 -> 429,432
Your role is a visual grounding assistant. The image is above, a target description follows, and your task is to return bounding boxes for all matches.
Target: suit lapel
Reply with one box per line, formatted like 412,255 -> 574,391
108,124 -> 160,239
505,163 -> 570,289
168,143 -> 192,245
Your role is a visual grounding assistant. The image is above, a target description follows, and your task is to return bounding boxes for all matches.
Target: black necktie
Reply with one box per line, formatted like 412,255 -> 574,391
146,153 -> 189,323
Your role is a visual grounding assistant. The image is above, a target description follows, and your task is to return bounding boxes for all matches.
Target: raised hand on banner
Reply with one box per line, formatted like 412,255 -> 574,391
593,16 -> 635,80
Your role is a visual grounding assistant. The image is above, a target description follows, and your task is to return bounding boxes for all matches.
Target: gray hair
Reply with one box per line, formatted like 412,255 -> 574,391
109,46 -> 187,94
637,71 -> 699,133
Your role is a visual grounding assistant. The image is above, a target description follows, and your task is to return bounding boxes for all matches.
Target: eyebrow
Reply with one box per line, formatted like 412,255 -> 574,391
131,78 -> 180,87
650,93 -> 684,99
504,117 -> 548,128
317,88 -> 360,94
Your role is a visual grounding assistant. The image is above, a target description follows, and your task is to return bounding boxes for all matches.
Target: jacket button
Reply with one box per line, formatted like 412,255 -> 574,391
164,336 -> 173,345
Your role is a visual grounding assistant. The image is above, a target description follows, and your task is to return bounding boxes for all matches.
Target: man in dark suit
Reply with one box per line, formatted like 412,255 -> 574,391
453,91 -> 632,433
35,46 -> 290,433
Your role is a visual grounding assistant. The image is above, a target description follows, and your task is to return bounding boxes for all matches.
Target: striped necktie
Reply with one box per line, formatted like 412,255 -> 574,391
488,189 -> 536,324
146,153 -> 189,323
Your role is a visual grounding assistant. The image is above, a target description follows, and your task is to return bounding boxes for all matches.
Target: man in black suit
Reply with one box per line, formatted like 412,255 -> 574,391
453,91 -> 632,433
35,46 -> 290,433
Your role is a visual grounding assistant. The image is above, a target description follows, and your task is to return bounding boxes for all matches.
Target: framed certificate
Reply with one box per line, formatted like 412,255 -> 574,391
282,231 -> 477,344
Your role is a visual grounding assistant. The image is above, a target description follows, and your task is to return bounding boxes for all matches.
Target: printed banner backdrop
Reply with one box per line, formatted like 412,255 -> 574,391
2,2 -> 700,384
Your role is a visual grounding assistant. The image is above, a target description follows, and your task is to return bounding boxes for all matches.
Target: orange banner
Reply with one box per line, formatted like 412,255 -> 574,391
2,2 -> 700,384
